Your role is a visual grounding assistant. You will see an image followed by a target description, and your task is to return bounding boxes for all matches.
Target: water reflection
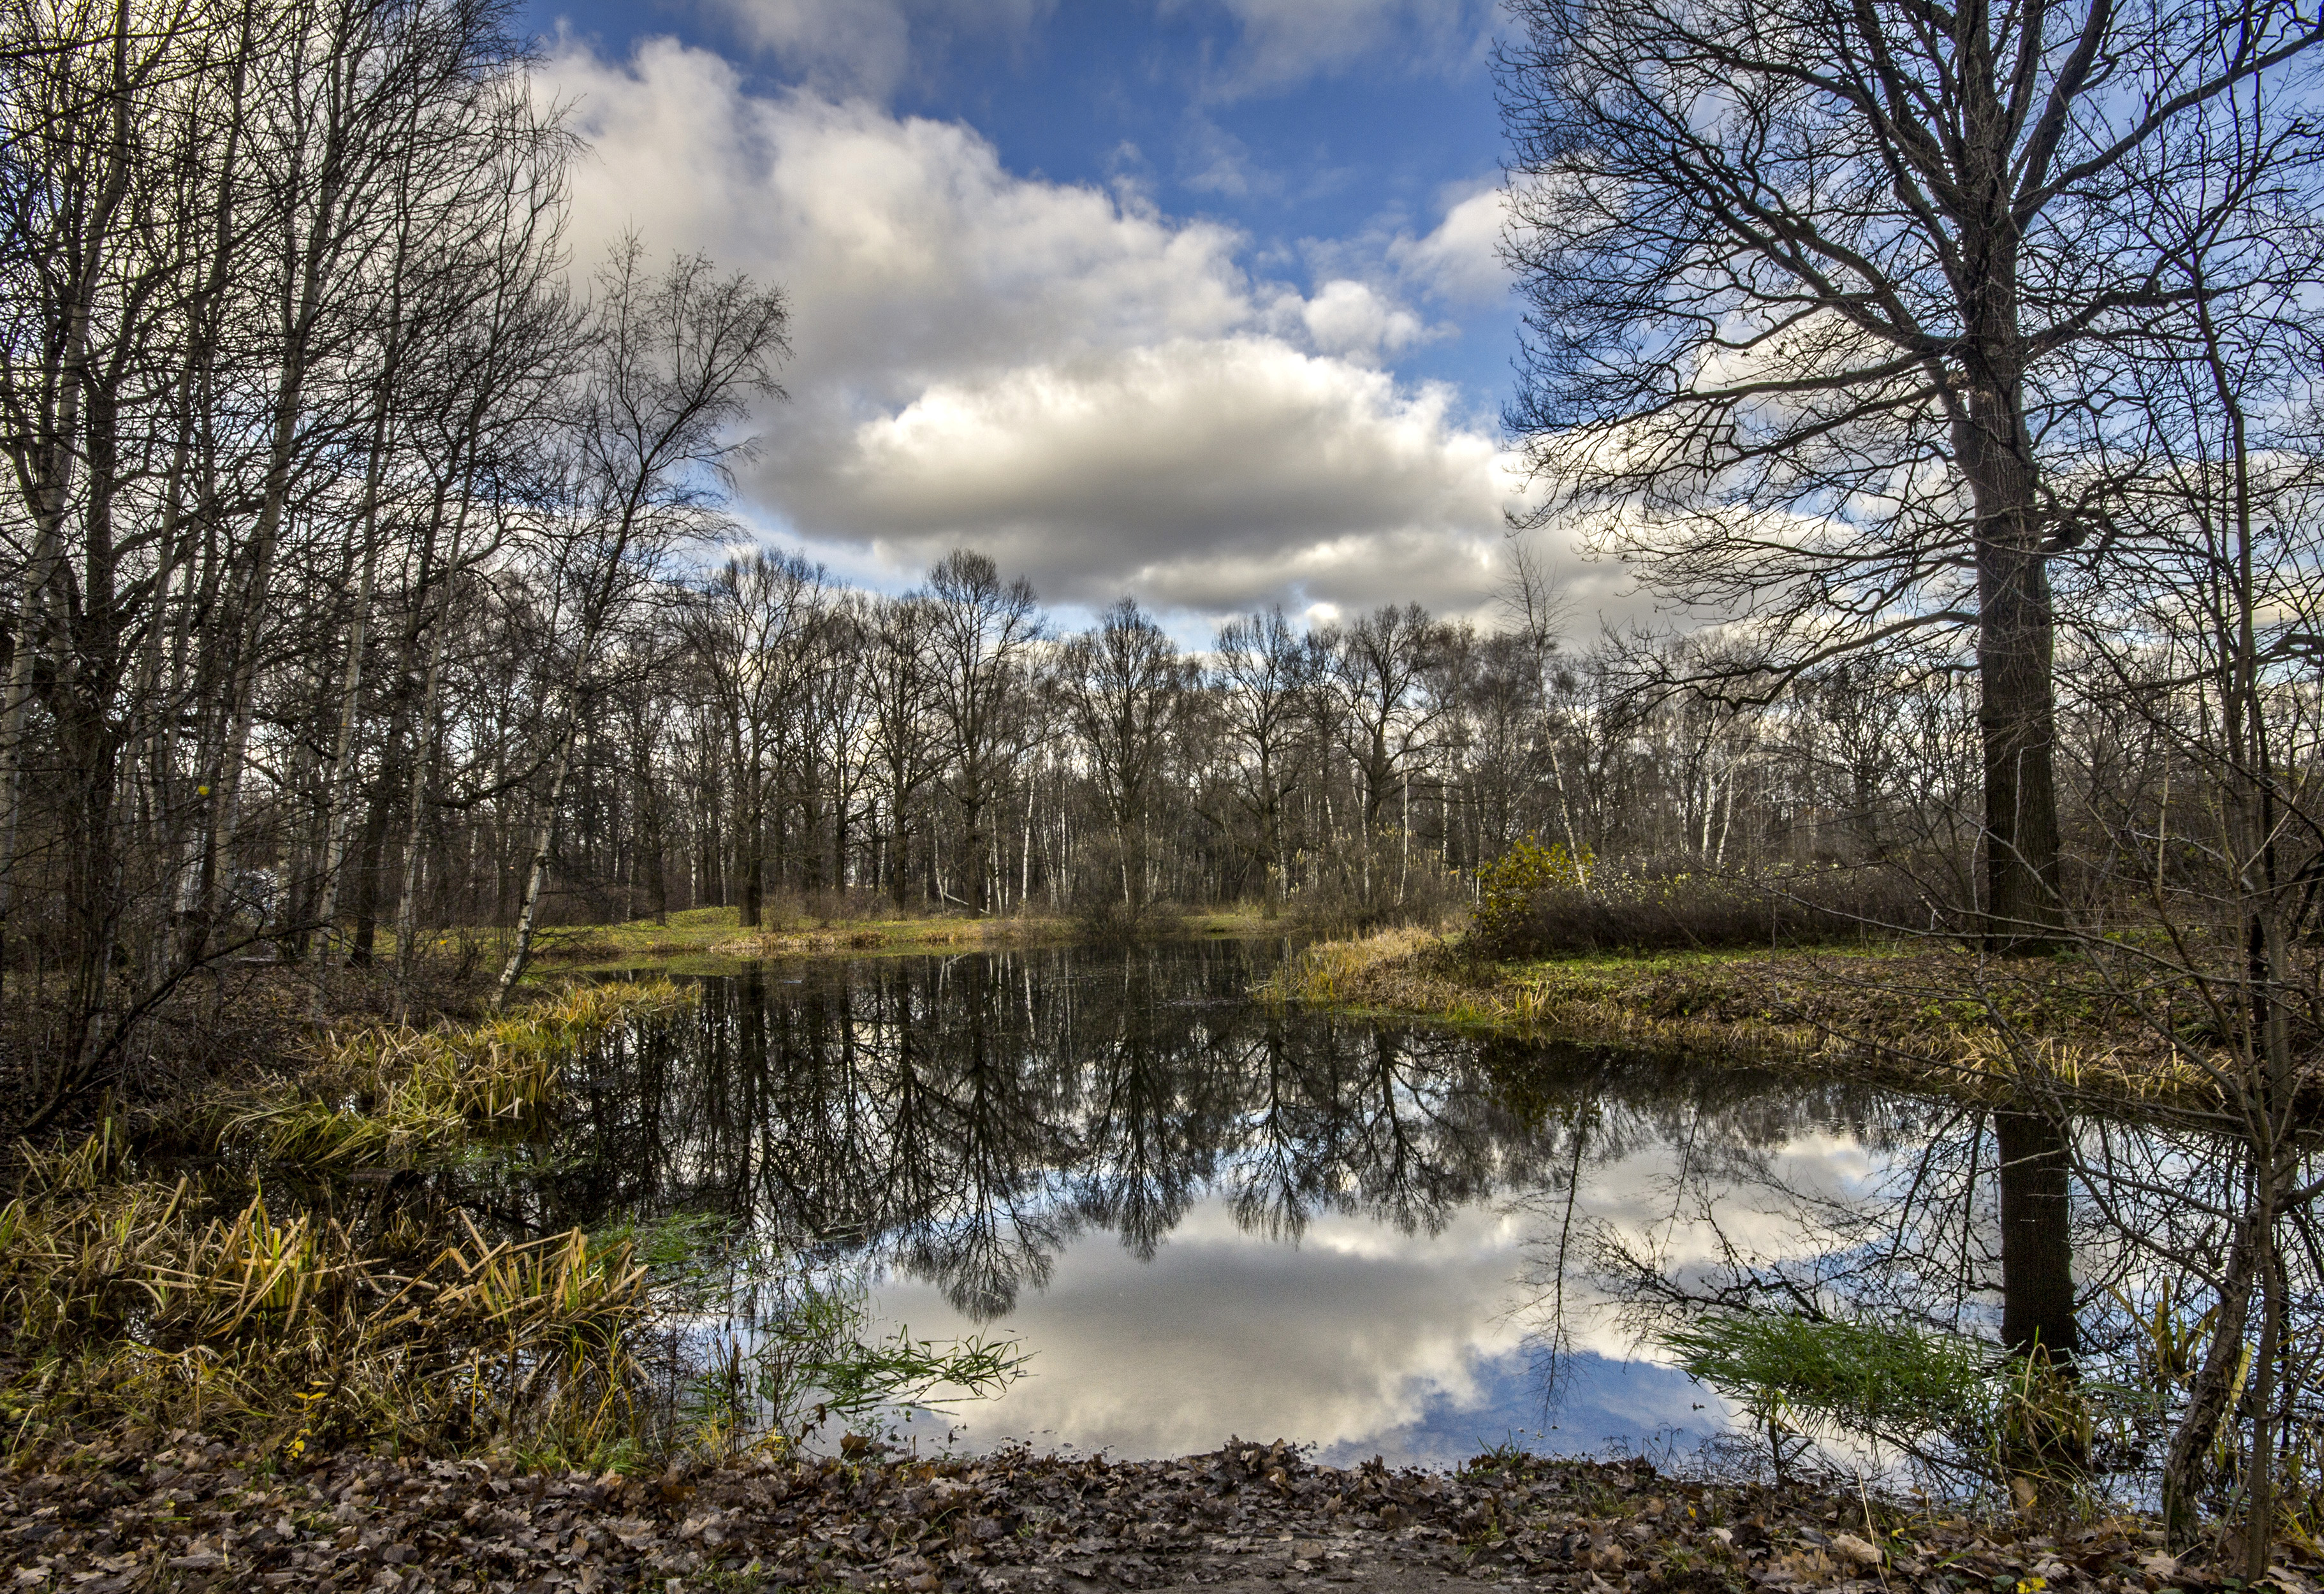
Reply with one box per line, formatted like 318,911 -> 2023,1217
520,940 -> 1951,1465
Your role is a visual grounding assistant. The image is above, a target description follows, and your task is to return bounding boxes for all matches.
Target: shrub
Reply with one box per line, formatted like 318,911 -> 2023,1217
1071,894 -> 1187,945
1472,838 -> 1593,952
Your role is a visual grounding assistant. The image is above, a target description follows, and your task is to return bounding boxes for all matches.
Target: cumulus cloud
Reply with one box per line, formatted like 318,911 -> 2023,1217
1390,183 -> 1509,305
1287,279 -> 1431,360
544,36 -> 1596,626
794,338 -> 1516,610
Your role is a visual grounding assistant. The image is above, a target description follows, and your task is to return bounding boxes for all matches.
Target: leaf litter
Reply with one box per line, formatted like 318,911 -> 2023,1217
1,1435 -> 2295,1594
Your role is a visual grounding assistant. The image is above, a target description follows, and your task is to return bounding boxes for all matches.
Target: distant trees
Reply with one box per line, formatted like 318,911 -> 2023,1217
1212,608 -> 1313,913
923,551 -> 1041,916
1054,599 -> 1189,909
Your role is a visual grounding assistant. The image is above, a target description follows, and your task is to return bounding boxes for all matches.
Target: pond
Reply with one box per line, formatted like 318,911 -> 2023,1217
511,939 -> 1962,1470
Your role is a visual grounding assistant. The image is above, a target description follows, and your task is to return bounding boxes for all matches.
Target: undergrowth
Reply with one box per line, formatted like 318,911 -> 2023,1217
0,979 -> 1025,1470
223,978 -> 697,1171
0,1120 -> 649,1463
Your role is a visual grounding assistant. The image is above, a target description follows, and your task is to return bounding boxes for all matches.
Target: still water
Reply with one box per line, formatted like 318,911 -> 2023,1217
533,939 -> 1949,1469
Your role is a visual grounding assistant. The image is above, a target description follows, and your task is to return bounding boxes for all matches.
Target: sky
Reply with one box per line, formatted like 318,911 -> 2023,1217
518,0 -> 1625,641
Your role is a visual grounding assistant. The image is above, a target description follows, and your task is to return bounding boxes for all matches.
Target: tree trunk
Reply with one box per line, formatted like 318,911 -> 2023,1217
493,728 -> 575,1013
2164,1208 -> 2261,1547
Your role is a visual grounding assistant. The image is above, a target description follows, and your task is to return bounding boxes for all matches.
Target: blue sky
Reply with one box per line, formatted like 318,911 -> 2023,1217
518,0 -> 1617,636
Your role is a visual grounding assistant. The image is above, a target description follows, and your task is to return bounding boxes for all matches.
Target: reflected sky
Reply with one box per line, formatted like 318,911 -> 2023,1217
518,941 -> 1951,1468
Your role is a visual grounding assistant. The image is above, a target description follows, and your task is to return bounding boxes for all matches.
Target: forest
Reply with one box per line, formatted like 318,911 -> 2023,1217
11,0 -> 2324,1577
0,0 -> 1990,1125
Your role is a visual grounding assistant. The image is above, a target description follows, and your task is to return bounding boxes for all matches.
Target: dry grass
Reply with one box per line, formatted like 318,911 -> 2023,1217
0,1122 -> 651,1460
492,903 -> 1285,972
223,979 -> 697,1171
0,981 -> 717,1461
1261,929 -> 2233,1110
706,916 -> 1078,959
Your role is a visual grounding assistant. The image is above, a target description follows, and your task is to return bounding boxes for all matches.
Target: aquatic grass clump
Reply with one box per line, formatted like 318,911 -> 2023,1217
1660,1310 -> 2114,1495
1255,926 -> 1444,1009
745,1268 -> 1030,1441
0,1130 -> 655,1459
227,977 -> 698,1170
604,1218 -> 1033,1455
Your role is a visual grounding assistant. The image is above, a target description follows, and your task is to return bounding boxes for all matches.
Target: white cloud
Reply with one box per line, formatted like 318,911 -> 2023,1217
1289,277 -> 1431,360
544,36 -> 1591,625
1390,184 -> 1510,305
793,337 -> 1520,611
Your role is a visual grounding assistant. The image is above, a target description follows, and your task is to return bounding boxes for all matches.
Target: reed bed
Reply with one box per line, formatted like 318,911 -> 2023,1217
224,977 -> 697,1170
0,1122 -> 651,1459
0,982 -> 711,1462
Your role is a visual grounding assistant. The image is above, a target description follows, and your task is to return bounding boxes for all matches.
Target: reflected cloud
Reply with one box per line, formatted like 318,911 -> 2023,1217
520,942 -> 1946,1465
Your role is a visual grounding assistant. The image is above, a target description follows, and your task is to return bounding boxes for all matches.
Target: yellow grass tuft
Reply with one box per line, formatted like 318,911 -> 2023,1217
0,1145 -> 651,1458
224,978 -> 698,1171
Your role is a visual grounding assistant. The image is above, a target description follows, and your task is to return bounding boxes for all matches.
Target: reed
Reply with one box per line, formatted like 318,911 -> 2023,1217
0,1133 -> 655,1459
0,984 -> 705,1461
224,977 -> 697,1171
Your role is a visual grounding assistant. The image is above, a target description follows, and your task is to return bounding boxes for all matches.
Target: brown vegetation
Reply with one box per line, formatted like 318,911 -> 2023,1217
0,1435 -> 2242,1593
1262,930 -> 2228,1111
0,983 -> 697,1463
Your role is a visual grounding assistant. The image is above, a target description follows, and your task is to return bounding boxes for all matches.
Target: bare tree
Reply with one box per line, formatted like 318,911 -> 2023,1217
923,550 -> 1039,916
1498,0 -> 2324,948
493,244 -> 787,1009
1213,606 -> 1316,915
1056,597 -> 1190,909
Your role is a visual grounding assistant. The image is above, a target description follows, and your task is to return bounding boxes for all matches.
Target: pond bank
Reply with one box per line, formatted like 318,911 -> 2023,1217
1,1433 -> 2217,1594
1262,929 -> 2223,1111
522,906 -> 1282,976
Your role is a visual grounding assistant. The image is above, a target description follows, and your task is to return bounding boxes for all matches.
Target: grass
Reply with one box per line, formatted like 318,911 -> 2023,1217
504,903 -> 1282,974
1259,926 -> 2226,1109
223,977 -> 699,1171
0,983 -> 710,1461
0,1125 -> 652,1461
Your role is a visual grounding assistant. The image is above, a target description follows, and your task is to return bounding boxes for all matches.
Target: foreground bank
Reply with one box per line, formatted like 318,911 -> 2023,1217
3,1435 -> 2223,1593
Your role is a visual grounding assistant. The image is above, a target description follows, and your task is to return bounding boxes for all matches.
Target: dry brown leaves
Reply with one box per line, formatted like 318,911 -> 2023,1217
0,1435 -> 2281,1594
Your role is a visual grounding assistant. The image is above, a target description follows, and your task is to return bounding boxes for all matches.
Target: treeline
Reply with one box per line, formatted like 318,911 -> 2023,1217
509,551 -> 1991,927
4,0 -> 2311,1135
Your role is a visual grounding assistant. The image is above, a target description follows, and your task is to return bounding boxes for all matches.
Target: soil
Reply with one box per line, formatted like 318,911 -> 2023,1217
0,1435 -> 2278,1594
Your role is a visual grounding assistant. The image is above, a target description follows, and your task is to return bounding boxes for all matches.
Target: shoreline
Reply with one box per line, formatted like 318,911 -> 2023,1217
513,907 -> 1287,977
1257,928 -> 2223,1115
